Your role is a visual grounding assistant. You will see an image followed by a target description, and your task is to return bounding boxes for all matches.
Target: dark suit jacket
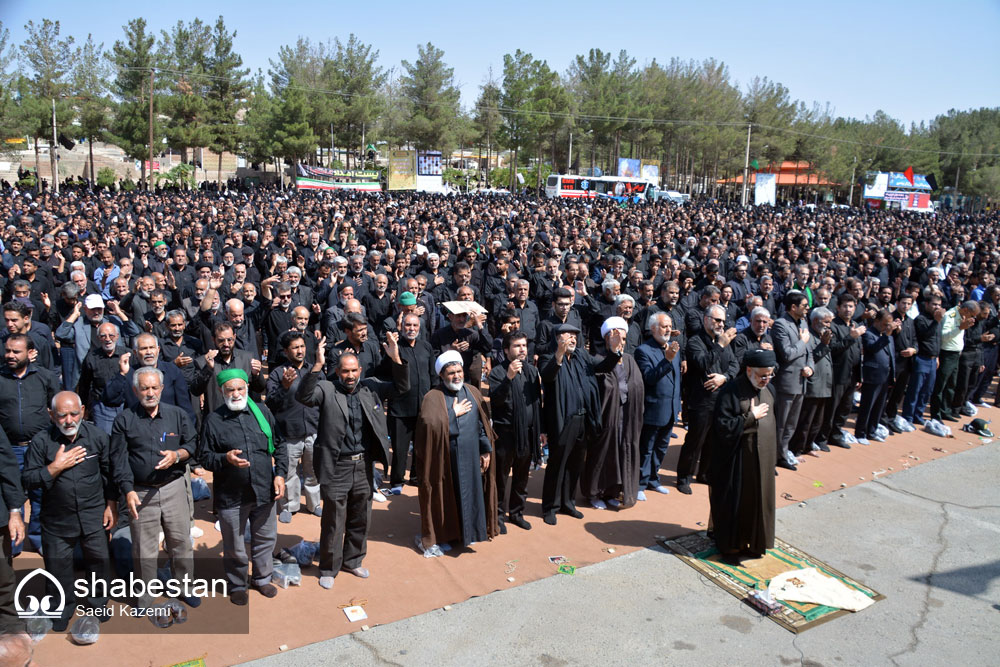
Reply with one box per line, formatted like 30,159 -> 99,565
634,339 -> 682,427
295,359 -> 409,485
861,329 -> 895,385
102,358 -> 196,422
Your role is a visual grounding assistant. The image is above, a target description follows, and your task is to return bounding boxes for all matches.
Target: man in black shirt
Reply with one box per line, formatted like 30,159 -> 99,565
380,313 -> 434,492
295,333 -> 408,590
902,291 -> 944,425
266,332 -> 321,523
0,424 -> 24,634
77,322 -> 128,433
111,366 -> 199,612
22,391 -> 116,632
0,333 -> 59,554
487,331 -> 541,532
200,369 -> 287,606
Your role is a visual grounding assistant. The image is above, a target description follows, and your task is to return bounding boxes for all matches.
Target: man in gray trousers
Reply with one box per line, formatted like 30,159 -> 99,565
771,291 -> 813,471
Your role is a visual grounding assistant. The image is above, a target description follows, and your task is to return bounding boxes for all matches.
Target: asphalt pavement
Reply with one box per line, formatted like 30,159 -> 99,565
245,442 -> 1000,667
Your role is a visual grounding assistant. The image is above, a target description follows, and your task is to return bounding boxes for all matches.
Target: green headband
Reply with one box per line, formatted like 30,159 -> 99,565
217,368 -> 273,454
217,368 -> 249,387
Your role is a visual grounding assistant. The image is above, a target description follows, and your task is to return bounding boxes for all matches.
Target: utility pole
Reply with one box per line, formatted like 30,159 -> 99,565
567,131 -> 573,174
51,99 -> 59,195
741,122 -> 751,206
361,122 -> 365,170
848,156 -> 857,207
148,69 -> 154,190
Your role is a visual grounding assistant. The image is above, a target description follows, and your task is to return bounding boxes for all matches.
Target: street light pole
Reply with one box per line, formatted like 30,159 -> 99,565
51,98 -> 59,195
568,131 -> 573,174
740,122 -> 751,206
848,156 -> 857,206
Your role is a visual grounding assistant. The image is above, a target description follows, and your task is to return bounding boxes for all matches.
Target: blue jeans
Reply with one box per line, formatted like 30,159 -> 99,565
91,402 -> 122,435
11,444 -> 43,555
902,355 -> 937,422
639,420 -> 674,489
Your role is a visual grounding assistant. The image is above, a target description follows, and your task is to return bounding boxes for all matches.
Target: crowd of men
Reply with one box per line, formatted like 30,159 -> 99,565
0,182 -> 996,643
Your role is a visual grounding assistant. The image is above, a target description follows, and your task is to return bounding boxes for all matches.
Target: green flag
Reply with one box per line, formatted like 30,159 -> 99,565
750,159 -> 759,170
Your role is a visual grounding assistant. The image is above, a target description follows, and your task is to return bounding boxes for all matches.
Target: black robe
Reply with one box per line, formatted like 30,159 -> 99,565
581,354 -> 644,507
708,374 -> 777,557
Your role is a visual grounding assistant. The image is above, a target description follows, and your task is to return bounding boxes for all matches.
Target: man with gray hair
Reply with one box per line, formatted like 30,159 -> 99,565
582,278 -> 620,352
634,312 -> 682,500
791,307 -> 834,455
111,366 -> 199,613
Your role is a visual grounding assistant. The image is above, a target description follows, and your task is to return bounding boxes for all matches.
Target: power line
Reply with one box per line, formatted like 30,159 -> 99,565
118,66 -> 1000,159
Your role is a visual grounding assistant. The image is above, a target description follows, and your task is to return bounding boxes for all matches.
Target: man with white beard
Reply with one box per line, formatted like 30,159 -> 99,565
22,391 -> 116,635
199,370 -> 287,606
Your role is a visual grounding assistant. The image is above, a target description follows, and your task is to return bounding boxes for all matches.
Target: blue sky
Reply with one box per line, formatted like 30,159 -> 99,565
3,0 -> 998,127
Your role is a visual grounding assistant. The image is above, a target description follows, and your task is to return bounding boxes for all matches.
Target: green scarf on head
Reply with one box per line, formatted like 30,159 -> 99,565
216,368 -> 273,454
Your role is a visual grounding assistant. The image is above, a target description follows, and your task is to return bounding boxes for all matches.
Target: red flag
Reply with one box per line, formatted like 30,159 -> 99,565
903,166 -> 915,185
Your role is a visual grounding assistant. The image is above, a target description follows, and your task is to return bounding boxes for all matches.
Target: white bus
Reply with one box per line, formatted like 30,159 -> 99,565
544,174 -> 656,202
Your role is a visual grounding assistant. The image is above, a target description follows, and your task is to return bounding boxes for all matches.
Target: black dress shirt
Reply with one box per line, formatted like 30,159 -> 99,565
22,422 -> 115,537
111,403 -> 197,493
199,403 -> 287,510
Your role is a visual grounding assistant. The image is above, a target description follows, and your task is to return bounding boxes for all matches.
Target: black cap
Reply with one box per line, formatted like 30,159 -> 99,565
554,323 -> 581,335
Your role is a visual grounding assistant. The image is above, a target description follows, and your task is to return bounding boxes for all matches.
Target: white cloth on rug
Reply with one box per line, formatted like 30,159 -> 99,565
767,568 -> 874,612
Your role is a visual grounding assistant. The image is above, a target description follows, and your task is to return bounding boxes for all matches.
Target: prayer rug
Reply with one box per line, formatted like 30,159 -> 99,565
661,532 -> 884,633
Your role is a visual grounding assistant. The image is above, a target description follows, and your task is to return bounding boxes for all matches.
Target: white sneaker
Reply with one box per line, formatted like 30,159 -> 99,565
856,437 -> 870,446
590,499 -> 607,510
372,491 -> 387,503
636,490 -> 647,502
190,526 -> 204,539
871,433 -> 886,442
651,484 -> 671,494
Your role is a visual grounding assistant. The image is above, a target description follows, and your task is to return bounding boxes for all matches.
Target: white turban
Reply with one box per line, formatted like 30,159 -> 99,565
435,350 -> 464,375
601,316 -> 629,338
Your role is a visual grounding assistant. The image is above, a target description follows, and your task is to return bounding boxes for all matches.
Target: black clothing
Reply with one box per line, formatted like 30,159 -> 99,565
265,364 -> 320,440
110,403 -> 197,494
0,365 -> 59,443
77,346 -> 128,408
199,403 -> 288,510
22,422 -> 115,537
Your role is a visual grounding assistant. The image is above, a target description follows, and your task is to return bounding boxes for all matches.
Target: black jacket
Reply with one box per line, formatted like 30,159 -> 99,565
295,360 -> 409,485
830,316 -> 862,386
0,427 -> 24,528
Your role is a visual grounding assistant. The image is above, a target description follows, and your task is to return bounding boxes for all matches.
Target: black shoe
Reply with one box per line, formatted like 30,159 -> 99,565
720,553 -> 744,567
560,506 -> 584,519
406,477 -> 420,486
695,475 -> 710,485
543,512 -> 557,525
253,583 -> 278,598
831,440 -> 851,449
498,520 -> 507,535
509,515 -> 532,530
885,421 -> 902,434
230,590 -> 249,606
941,413 -> 959,422
776,460 -> 798,471
817,442 -> 831,452
677,482 -> 692,495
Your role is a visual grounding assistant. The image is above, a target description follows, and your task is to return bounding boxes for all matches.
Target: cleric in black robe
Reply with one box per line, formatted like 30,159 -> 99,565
580,317 -> 644,510
708,349 -> 777,565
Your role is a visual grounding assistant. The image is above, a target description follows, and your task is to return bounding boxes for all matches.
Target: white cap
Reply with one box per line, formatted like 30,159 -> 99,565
736,255 -> 750,265
435,350 -> 464,375
84,294 -> 105,310
601,316 -> 629,338
415,244 -> 429,256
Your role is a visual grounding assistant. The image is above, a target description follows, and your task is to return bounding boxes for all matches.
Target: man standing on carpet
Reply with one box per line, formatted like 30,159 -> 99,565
580,317 -> 643,511
295,333 -> 409,589
708,349 -> 777,566
487,331 -> 541,533
538,323 -> 624,524
415,350 -> 498,553
199,370 -> 287,605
